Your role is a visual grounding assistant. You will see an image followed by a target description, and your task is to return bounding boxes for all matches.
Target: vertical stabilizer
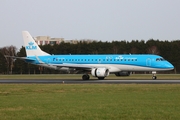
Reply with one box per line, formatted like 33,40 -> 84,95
22,31 -> 50,56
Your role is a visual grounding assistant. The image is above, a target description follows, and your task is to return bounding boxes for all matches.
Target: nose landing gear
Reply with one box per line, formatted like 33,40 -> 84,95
152,71 -> 157,80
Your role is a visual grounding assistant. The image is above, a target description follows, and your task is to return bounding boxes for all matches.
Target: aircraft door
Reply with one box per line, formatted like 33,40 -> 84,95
146,58 -> 151,66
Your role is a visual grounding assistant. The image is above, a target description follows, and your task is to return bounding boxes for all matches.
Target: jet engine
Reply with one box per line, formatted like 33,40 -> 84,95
91,68 -> 109,77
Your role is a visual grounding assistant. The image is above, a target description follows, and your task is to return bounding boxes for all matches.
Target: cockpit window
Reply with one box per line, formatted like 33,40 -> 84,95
160,58 -> 165,61
156,58 -> 166,61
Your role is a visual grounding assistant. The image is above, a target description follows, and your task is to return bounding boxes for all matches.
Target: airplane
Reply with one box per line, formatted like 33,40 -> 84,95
14,31 -> 174,80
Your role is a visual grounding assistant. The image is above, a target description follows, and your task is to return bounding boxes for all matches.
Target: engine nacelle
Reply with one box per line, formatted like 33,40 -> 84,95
91,68 -> 109,77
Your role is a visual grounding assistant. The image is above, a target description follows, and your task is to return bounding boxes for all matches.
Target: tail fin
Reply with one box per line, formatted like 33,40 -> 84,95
22,31 -> 50,57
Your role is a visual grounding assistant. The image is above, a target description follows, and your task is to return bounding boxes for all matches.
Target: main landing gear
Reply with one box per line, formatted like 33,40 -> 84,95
82,74 -> 90,80
152,71 -> 157,80
82,74 -> 105,80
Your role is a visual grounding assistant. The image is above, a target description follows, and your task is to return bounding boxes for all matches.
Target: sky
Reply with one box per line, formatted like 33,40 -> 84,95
1,0 -> 180,49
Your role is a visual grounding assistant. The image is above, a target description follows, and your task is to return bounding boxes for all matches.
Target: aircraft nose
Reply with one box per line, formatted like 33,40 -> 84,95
166,62 -> 174,70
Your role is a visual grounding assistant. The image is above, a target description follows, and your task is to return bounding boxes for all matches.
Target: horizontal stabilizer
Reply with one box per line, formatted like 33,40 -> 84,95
5,55 -> 36,61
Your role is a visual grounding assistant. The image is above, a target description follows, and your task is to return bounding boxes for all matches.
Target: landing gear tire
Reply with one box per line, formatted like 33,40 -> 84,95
152,76 -> 157,80
98,77 -> 105,80
82,74 -> 90,80
152,71 -> 157,80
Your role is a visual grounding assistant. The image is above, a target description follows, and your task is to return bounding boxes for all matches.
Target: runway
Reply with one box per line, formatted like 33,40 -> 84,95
0,79 -> 180,84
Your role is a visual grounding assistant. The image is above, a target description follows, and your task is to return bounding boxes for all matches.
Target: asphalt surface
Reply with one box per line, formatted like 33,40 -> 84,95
0,79 -> 180,84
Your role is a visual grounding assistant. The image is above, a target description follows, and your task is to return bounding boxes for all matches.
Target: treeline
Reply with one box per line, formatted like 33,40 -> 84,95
0,39 -> 179,74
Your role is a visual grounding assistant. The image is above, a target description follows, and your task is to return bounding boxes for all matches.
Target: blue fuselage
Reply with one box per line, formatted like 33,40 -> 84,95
26,54 -> 174,72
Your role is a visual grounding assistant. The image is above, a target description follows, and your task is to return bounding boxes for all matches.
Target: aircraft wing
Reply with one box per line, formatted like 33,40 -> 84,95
52,63 -> 93,70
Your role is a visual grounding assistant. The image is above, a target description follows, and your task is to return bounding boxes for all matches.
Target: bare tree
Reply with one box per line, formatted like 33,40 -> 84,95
113,46 -> 118,54
1,45 -> 17,74
147,45 -> 160,54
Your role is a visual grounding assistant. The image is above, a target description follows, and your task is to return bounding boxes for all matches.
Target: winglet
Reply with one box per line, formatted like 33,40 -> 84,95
22,31 -> 50,57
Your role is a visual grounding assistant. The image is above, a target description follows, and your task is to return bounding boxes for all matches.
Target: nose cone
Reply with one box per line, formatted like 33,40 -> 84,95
155,61 -> 174,70
165,62 -> 174,70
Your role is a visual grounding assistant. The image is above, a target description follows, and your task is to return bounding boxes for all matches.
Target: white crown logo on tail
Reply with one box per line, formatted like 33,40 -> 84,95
26,42 -> 37,50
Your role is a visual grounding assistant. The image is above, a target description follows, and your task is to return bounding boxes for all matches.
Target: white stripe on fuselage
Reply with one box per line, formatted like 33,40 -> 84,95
81,64 -> 172,72
48,64 -> 171,72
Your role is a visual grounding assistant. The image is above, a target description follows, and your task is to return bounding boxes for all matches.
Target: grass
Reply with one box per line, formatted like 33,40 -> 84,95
0,74 -> 180,79
0,84 -> 180,120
